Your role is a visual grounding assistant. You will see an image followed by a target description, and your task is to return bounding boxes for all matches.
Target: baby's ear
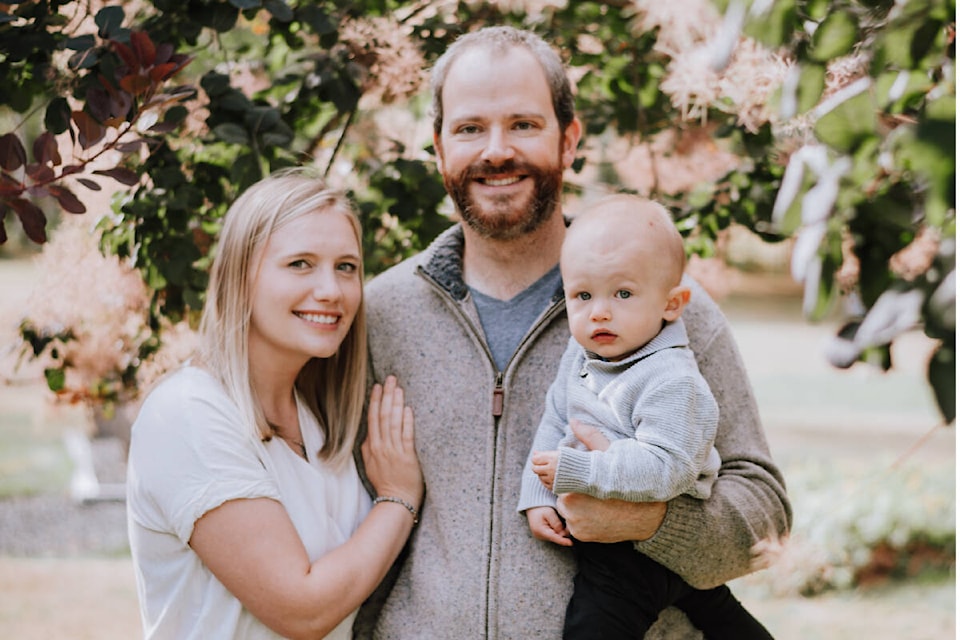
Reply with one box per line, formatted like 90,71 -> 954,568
662,285 -> 691,321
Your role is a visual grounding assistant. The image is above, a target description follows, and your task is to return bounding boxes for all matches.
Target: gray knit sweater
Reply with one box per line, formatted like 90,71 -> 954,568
517,321 -> 721,515
355,224 -> 790,640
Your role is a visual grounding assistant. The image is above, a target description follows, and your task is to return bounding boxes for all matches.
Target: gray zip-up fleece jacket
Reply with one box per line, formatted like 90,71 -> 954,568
356,224 -> 790,640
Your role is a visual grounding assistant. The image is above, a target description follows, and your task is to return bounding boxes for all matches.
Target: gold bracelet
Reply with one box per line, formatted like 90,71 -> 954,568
373,496 -> 419,526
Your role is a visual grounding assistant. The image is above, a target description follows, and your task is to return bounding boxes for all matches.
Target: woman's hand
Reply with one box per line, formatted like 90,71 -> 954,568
362,376 -> 423,510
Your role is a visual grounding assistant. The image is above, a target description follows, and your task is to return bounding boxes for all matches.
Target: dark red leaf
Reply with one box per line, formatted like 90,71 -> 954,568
0,133 -> 27,172
115,140 -> 144,154
94,166 -> 140,186
148,121 -> 179,133
72,111 -> 106,149
0,173 -> 21,195
120,73 -> 153,96
9,197 -> 47,243
76,177 -> 102,191
86,86 -> 113,122
25,163 -> 55,183
155,42 -> 174,65
169,54 -> 193,75
112,40 -> 140,72
98,73 -> 120,97
149,62 -> 178,82
111,92 -> 133,122
131,31 -> 157,67
60,164 -> 83,176
49,185 -> 87,214
33,131 -> 62,166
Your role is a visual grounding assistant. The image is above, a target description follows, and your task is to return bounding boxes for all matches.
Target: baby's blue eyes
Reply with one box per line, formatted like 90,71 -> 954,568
574,290 -> 631,301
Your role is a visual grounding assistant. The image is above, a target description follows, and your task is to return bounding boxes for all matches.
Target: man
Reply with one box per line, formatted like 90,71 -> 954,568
357,26 -> 790,639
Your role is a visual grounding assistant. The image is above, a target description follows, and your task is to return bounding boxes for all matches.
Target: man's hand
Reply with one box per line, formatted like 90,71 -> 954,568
525,506 -> 572,547
570,419 -> 609,451
556,418 -> 666,543
556,494 -> 666,542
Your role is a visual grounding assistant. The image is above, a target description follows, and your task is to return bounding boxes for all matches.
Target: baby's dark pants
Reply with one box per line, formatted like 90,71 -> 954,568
564,540 -> 775,639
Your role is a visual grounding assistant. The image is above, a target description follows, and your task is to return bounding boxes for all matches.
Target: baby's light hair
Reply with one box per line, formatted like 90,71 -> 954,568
566,194 -> 686,287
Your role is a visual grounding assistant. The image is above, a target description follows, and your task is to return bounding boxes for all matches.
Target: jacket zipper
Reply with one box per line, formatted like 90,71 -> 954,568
419,266 -> 567,637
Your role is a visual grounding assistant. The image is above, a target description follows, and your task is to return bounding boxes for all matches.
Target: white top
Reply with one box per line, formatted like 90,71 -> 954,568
127,366 -> 371,639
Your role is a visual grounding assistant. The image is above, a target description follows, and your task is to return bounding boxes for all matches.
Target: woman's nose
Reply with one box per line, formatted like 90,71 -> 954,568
311,269 -> 342,301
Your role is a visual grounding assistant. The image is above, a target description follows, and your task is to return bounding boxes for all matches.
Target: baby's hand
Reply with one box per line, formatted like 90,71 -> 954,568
531,450 -> 559,491
525,506 -> 572,547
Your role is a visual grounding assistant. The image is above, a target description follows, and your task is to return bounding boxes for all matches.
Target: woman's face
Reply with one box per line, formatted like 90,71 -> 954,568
247,209 -> 362,372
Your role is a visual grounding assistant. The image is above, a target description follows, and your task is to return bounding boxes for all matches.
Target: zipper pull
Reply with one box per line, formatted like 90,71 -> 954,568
492,372 -> 504,417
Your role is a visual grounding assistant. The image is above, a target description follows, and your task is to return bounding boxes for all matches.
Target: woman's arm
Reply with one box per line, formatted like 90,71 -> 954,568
190,494 -> 416,639
190,377 -> 422,640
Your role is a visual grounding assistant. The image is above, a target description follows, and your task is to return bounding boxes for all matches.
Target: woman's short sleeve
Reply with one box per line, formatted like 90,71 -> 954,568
127,368 -> 281,544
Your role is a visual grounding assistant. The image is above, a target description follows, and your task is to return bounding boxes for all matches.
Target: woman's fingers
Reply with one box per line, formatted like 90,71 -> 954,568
369,376 -> 410,452
366,382 -> 383,449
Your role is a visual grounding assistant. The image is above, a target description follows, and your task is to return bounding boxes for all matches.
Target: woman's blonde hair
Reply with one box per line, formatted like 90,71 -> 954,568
198,168 -> 367,470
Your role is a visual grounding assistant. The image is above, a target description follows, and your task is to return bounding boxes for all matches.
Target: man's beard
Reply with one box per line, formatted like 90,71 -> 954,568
444,159 -> 563,241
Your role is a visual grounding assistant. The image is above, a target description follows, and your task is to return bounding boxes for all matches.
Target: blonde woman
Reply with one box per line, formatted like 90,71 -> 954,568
127,169 -> 423,639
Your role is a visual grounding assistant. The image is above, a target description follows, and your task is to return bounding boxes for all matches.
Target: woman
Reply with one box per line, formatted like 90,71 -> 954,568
126,169 -> 423,639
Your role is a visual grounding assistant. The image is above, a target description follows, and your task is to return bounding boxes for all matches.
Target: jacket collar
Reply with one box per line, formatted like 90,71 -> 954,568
418,224 -> 470,301
418,223 -> 568,304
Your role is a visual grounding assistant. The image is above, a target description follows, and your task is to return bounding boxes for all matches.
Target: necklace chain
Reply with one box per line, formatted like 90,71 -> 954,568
268,422 -> 308,461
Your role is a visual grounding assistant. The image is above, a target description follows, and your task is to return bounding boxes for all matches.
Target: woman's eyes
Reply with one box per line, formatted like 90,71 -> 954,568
287,259 -> 357,273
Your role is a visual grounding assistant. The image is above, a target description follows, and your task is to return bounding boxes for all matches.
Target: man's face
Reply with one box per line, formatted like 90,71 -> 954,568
434,46 -> 579,241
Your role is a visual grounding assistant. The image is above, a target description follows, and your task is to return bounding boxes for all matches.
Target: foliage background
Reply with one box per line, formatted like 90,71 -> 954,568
0,0 -> 954,421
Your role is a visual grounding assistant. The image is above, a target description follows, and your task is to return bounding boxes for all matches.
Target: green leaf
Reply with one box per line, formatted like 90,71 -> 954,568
200,72 -> 231,98
44,367 -> 66,393
928,343 -> 956,423
298,5 -> 335,35
95,5 -> 125,39
796,63 -> 826,114
264,0 -> 294,22
44,97 -> 71,134
743,0 -> 798,48
810,11 -> 859,62
229,0 -> 261,8
64,35 -> 96,51
231,153 -> 262,190
213,123 -> 250,144
814,91 -> 877,153
207,3 -> 241,32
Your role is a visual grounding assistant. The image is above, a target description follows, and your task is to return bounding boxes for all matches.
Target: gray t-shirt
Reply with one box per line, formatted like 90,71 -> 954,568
469,265 -> 562,371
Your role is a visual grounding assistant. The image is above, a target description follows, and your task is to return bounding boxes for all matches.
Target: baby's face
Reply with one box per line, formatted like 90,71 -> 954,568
562,234 -> 673,361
